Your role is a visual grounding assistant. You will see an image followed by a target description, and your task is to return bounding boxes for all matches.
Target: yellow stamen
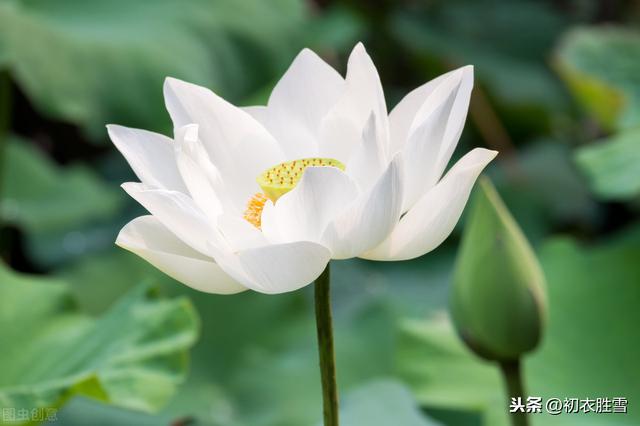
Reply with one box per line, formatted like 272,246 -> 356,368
244,192 -> 267,229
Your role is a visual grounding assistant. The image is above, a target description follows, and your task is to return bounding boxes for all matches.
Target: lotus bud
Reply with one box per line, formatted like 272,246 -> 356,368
450,177 -> 547,361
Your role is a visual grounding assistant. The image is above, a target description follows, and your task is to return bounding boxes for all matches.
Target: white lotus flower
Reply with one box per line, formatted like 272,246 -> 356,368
108,43 -> 496,295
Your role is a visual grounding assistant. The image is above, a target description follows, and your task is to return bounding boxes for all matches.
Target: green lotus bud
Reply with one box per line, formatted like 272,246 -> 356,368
451,177 -> 547,361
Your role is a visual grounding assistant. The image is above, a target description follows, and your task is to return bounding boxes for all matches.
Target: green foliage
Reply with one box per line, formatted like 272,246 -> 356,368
390,0 -> 568,122
557,27 -> 640,202
1,137 -> 122,234
397,227 -> 640,425
0,0 -> 307,140
451,178 -> 546,361
47,248 -> 456,425
397,317 -> 505,425
555,27 -> 640,131
338,380 -> 442,426
0,0 -> 637,424
0,263 -> 199,424
575,127 -> 640,200
490,141 -> 599,243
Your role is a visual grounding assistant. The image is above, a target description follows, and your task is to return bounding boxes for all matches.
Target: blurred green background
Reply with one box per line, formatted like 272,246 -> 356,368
0,0 -> 639,425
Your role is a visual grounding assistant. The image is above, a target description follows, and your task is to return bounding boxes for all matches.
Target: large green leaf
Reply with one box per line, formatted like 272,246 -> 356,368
0,262 -> 199,424
0,0 -> 307,139
555,27 -> 640,131
1,137 -> 123,234
397,226 -> 640,425
574,127 -> 640,200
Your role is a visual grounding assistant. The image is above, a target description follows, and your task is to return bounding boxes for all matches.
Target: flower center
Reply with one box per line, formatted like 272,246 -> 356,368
258,157 -> 345,202
243,157 -> 345,229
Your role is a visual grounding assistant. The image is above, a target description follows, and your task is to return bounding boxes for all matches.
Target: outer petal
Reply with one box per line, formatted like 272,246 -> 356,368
400,68 -> 473,212
254,49 -> 345,159
322,155 -> 404,259
260,166 -> 358,244
122,182 -> 218,256
163,77 -> 284,204
117,216 -> 246,294
319,43 -> 389,163
361,148 -> 497,261
106,125 -> 187,192
414,66 -> 474,185
388,67 -> 466,155
209,241 -> 331,295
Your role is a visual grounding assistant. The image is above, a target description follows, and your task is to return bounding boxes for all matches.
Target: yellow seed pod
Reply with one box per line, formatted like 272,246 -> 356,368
257,158 -> 345,202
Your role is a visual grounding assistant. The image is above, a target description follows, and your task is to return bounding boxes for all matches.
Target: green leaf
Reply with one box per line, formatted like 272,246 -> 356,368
397,317 -> 506,426
0,0 -> 307,139
338,379 -> 442,426
1,137 -> 123,234
0,262 -> 199,423
555,26 -> 640,131
574,127 -> 640,200
451,178 -> 546,360
397,226 -> 640,425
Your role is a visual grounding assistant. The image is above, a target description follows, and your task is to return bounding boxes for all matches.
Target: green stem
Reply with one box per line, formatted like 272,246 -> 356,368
499,359 -> 529,426
0,71 -> 9,198
0,70 -> 11,254
314,263 -> 339,426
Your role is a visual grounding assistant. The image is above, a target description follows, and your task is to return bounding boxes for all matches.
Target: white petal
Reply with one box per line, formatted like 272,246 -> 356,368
261,166 -> 358,244
209,241 -> 331,295
322,155 -> 404,259
317,110 -> 361,163
106,125 -> 187,192
388,68 -> 467,155
362,148 -> 497,261
117,216 -> 246,294
346,113 -> 388,191
216,214 -> 268,251
163,77 -> 284,204
258,49 -> 345,158
319,43 -> 389,163
174,124 -> 227,220
122,182 -> 218,256
259,200 -> 280,244
242,105 -> 269,123
400,69 -> 472,211
345,43 -> 389,141
413,66 -> 474,184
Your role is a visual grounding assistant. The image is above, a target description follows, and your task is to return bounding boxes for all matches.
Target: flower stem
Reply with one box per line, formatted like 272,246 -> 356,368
499,359 -> 529,426
0,71 -> 9,195
314,262 -> 339,426
0,70 -> 11,254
